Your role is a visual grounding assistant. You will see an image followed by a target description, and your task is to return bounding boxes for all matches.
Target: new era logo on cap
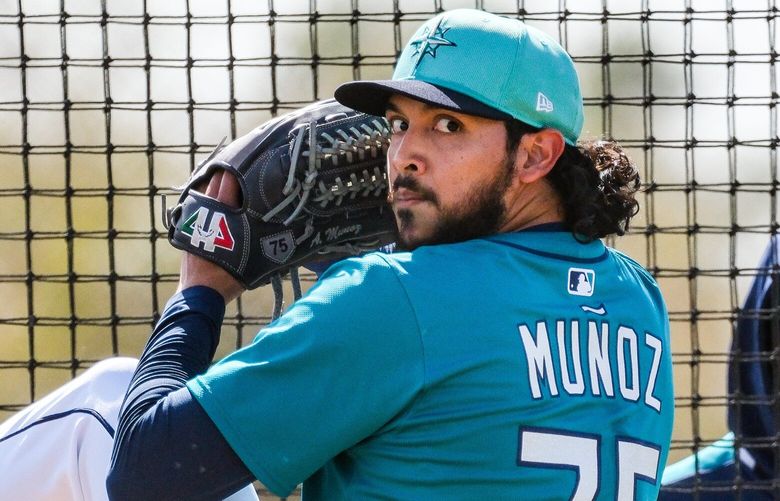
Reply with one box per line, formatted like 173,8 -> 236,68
536,92 -> 554,113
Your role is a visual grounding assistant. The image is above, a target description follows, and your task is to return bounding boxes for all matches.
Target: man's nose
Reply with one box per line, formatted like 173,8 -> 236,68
388,129 -> 427,176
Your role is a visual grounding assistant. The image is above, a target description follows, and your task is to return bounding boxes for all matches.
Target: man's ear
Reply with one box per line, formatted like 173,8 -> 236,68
513,129 -> 565,184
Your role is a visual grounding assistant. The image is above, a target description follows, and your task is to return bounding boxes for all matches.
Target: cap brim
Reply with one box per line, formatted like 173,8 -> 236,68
334,79 -> 512,121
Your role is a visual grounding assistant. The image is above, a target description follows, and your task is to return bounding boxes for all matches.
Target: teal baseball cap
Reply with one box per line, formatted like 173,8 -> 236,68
334,9 -> 584,145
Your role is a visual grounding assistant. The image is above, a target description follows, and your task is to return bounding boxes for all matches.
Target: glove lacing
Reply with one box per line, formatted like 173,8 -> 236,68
260,118 -> 389,227
265,118 -> 389,318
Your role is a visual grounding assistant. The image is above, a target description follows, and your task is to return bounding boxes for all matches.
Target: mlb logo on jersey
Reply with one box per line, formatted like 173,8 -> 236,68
567,268 -> 595,296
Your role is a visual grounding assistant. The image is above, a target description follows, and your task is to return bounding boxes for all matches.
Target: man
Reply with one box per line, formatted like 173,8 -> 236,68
107,9 -> 673,500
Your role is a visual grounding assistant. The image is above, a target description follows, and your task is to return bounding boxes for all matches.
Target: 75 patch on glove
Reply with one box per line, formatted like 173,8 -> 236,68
166,99 -> 397,289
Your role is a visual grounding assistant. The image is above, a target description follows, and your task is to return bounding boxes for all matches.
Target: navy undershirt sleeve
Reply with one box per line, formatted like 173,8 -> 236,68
106,286 -> 254,501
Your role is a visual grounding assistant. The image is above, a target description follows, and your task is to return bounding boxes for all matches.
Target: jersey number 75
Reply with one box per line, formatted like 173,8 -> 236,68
518,427 -> 661,500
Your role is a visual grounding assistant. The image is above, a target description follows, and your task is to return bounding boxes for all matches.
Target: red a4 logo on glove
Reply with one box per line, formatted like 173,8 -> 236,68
180,207 -> 235,252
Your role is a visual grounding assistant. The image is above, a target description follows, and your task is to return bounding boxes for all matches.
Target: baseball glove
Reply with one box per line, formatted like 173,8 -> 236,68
164,99 -> 396,290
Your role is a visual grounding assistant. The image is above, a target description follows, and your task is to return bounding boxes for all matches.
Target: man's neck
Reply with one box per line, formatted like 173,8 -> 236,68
499,179 -> 564,233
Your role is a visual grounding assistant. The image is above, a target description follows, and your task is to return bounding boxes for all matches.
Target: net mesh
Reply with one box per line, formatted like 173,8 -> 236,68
1,0 -> 779,497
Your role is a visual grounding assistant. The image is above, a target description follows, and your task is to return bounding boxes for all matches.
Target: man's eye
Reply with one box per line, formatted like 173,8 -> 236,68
389,118 -> 408,134
434,117 -> 461,133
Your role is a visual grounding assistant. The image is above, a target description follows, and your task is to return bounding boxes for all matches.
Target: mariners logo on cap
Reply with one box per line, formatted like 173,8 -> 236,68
409,18 -> 456,69
567,267 -> 595,297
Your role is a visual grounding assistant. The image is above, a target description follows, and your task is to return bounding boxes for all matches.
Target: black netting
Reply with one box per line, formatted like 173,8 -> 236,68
1,0 -> 780,497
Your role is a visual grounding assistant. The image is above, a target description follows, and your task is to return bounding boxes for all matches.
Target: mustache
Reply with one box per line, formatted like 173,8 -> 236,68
389,176 -> 438,204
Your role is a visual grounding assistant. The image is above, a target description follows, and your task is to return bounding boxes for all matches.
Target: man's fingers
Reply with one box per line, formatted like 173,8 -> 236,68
205,170 -> 224,198
190,169 -> 241,209
217,170 -> 242,209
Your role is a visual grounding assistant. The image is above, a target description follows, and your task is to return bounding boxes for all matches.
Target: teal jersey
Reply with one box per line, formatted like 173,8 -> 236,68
188,229 -> 674,500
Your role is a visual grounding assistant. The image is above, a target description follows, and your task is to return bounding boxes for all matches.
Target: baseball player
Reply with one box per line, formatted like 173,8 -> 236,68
660,237 -> 780,500
106,9 -> 673,500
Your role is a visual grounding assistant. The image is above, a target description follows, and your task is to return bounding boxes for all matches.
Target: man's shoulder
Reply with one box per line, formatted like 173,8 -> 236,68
320,246 -> 448,277
308,252 -> 415,304
320,251 -> 407,279
606,247 -> 661,288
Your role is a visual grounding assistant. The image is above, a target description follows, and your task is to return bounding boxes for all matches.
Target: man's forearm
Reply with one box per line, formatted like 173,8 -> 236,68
107,286 -> 253,500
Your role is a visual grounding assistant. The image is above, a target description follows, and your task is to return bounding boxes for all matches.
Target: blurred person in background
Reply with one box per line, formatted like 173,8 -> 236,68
661,236 -> 780,500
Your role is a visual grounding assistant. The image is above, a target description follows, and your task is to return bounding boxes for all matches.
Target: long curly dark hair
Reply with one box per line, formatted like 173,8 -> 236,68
505,120 -> 640,241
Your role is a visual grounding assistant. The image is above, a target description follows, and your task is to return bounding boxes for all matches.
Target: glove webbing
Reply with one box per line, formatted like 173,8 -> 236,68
262,117 -> 389,226
265,117 -> 388,319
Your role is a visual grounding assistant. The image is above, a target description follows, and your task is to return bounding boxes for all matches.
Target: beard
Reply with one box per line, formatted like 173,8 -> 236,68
391,154 -> 515,251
